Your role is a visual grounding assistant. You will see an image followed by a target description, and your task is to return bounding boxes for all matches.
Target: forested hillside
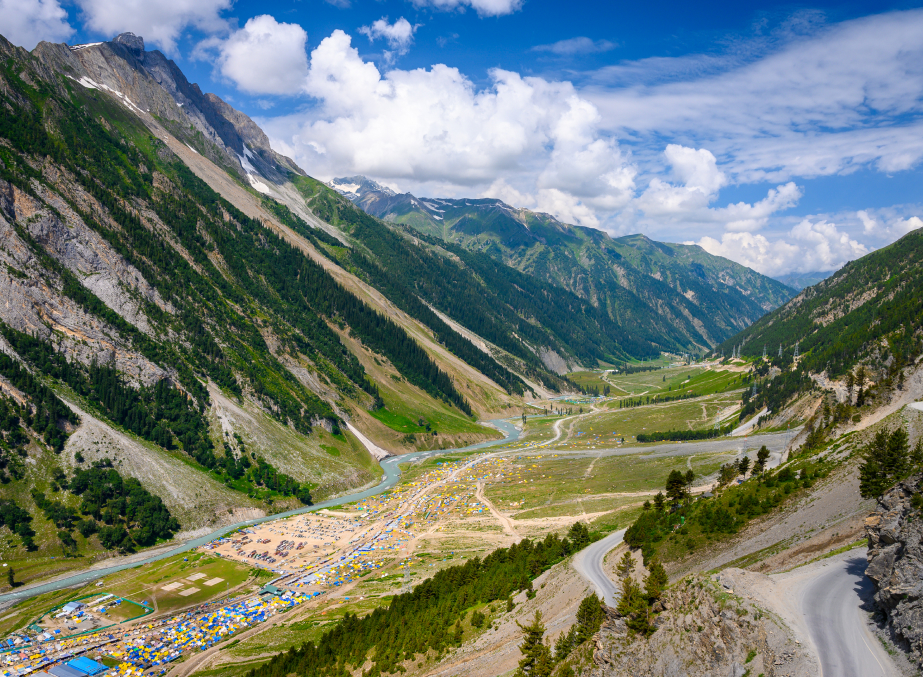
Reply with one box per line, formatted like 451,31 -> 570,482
0,31 -> 528,574
717,229 -> 923,381
0,27 -> 809,587
329,178 -> 795,351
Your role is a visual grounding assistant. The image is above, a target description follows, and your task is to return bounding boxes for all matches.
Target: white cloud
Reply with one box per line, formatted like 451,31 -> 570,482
630,144 -> 800,232
231,9 -> 923,276
262,30 -> 634,227
75,0 -> 231,53
586,9 -> 923,183
481,179 -> 531,208
535,189 -> 601,228
532,37 -> 616,55
896,216 -> 923,236
0,0 -> 73,49
359,17 -> 417,57
206,16 -> 309,95
694,218 -> 868,275
410,0 -> 522,18
664,145 -> 725,195
714,183 -> 802,232
856,209 -> 923,241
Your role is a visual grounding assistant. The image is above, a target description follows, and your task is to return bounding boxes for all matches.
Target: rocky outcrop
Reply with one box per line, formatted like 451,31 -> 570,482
588,573 -> 812,677
31,33 -> 301,189
865,472 -> 923,668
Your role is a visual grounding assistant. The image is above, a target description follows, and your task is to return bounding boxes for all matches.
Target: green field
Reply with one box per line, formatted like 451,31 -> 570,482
595,365 -> 745,400
0,552 -> 268,636
369,407 -> 429,433
567,371 -> 612,392
483,449 -> 734,512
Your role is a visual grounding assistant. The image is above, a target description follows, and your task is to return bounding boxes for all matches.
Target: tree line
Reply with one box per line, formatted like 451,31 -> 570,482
248,523 -> 597,677
33,458 -> 180,553
637,424 -> 734,443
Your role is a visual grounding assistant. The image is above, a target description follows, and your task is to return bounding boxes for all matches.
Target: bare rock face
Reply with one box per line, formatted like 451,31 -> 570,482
113,32 -> 144,54
588,574 -> 811,677
30,33 -> 300,188
0,178 -> 168,386
865,473 -> 923,668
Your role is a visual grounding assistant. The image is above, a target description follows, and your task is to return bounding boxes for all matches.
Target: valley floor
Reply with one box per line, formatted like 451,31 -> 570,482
0,362 -> 911,677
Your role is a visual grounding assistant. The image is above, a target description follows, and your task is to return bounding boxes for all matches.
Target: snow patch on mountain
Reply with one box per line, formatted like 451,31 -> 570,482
237,144 -> 272,195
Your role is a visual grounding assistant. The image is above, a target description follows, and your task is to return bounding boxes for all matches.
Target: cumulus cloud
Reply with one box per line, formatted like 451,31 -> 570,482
532,37 -> 616,55
204,15 -> 309,95
630,144 -> 800,232
0,0 -> 73,49
857,209 -> 923,241
75,0 -> 231,53
714,183 -> 802,232
664,145 -> 726,195
359,17 -> 418,56
225,9 -> 923,274
261,30 -> 634,227
410,0 -> 522,17
694,219 -> 868,275
481,179 -> 531,208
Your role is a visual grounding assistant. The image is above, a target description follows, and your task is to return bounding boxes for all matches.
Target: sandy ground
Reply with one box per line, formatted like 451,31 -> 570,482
207,512 -> 369,574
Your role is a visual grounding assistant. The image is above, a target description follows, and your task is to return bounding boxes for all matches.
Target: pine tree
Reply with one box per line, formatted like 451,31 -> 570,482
644,559 -> 668,602
653,492 -> 665,512
737,456 -> 751,475
615,576 -> 650,634
616,551 -> 634,579
755,446 -> 771,473
665,470 -> 687,506
516,612 -> 553,677
859,429 -> 911,498
574,594 -> 605,642
6,566 -> 13,588
554,627 -> 576,661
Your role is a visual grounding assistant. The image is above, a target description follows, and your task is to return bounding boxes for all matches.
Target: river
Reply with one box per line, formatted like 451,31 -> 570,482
0,419 -> 521,605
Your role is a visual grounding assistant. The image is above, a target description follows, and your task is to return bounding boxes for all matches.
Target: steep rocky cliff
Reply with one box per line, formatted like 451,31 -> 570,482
32,33 -> 301,187
865,472 -> 923,669
589,572 -> 813,677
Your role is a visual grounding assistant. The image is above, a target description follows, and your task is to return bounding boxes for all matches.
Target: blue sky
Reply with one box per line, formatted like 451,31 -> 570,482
3,0 -> 923,275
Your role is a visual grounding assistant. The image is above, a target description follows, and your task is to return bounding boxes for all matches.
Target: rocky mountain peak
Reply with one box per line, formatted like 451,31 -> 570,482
113,32 -> 144,55
328,176 -> 396,201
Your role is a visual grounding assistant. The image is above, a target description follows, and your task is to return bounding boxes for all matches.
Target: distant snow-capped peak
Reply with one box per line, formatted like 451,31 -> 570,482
327,176 -> 396,200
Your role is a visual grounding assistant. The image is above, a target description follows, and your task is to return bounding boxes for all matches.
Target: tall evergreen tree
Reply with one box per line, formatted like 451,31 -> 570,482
859,428 -> 911,498
574,594 -> 605,643
615,576 -> 650,635
516,612 -> 553,677
644,558 -> 668,602
665,470 -> 687,506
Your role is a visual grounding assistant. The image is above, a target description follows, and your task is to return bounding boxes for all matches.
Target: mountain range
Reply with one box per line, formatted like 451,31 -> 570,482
328,176 -> 796,352
0,31 -> 798,575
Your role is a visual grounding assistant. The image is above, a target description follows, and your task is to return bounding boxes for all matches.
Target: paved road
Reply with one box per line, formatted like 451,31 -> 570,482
572,529 -> 626,608
731,407 -> 767,436
794,553 -> 897,677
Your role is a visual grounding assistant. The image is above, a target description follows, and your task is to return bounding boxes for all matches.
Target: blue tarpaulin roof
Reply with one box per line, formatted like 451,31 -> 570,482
68,657 -> 107,675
